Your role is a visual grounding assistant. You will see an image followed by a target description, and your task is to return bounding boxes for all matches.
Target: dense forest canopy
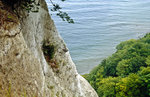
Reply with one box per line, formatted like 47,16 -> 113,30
83,33 -> 150,97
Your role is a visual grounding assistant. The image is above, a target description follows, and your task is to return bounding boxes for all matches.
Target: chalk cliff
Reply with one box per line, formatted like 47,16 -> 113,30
0,0 -> 98,97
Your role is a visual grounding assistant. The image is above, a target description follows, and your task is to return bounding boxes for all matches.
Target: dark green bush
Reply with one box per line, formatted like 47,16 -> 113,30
42,42 -> 55,60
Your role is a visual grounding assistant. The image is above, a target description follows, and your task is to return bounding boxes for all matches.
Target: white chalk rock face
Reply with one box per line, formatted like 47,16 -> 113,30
0,0 -> 98,97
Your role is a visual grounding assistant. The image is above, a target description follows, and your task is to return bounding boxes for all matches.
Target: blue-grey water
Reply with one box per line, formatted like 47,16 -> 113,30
46,0 -> 150,74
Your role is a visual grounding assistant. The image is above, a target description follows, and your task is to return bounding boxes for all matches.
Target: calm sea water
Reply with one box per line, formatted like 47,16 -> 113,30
46,0 -> 150,74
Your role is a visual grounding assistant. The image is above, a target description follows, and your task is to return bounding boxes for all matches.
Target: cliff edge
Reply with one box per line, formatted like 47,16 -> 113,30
0,0 -> 98,97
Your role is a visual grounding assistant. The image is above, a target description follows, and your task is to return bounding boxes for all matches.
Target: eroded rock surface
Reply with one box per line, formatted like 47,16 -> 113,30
0,0 -> 98,97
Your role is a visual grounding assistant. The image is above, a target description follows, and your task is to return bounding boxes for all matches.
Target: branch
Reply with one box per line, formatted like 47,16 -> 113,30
49,0 -> 74,23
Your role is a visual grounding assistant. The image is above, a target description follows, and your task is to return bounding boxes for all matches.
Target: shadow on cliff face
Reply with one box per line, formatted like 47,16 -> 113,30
42,40 -> 60,73
1,0 -> 19,6
1,0 -> 40,13
0,1 -> 18,30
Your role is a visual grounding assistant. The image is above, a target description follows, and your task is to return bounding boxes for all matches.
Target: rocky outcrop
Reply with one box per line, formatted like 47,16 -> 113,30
0,0 -> 98,97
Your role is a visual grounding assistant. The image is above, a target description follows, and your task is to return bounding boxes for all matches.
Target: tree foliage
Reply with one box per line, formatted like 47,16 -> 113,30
50,0 -> 74,23
2,0 -> 74,23
83,33 -> 150,97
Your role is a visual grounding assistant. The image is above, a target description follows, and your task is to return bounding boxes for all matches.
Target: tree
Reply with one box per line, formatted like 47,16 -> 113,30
97,77 -> 120,97
83,33 -> 150,97
50,0 -> 74,23
2,0 -> 74,23
146,56 -> 150,66
116,59 -> 130,76
116,74 -> 142,97
138,67 -> 150,96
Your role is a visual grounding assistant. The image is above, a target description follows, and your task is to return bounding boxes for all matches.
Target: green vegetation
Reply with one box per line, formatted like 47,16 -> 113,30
2,0 -> 40,12
42,42 -> 55,60
42,41 -> 60,70
83,33 -> 150,97
50,0 -> 74,23
1,0 -> 74,23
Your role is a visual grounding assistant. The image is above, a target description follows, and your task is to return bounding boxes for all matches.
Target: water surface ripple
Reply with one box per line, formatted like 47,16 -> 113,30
46,0 -> 150,74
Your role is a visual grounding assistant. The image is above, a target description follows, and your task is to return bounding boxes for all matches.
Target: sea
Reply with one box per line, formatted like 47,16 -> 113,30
46,0 -> 150,74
